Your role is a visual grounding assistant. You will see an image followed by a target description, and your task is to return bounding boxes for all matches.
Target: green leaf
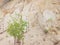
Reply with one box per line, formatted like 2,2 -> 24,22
7,14 -> 28,40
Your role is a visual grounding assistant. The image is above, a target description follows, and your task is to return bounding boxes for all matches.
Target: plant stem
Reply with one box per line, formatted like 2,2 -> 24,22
14,37 -> 21,45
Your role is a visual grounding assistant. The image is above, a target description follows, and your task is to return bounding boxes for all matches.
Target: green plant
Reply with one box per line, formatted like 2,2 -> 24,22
44,29 -> 48,33
7,14 -> 27,45
44,27 -> 51,33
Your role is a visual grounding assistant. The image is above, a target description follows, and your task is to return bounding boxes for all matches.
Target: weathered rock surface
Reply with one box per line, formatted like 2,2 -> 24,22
0,0 -> 60,45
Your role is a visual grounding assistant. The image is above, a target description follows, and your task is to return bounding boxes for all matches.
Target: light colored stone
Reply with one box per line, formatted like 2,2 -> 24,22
0,0 -> 60,45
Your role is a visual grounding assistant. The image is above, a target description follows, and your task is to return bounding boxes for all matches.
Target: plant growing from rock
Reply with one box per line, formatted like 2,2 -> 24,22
44,27 -> 51,34
7,14 -> 28,45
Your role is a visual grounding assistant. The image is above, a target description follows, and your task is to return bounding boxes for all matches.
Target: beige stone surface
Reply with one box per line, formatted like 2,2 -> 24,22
0,0 -> 60,45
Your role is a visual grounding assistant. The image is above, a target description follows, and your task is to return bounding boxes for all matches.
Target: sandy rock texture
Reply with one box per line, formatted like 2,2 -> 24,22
0,0 -> 60,45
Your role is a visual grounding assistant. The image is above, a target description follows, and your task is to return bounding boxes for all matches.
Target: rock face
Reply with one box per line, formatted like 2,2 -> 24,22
0,0 -> 11,7
0,0 -> 60,45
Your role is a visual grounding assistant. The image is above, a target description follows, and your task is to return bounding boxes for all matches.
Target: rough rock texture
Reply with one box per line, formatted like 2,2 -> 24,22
0,0 -> 60,45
